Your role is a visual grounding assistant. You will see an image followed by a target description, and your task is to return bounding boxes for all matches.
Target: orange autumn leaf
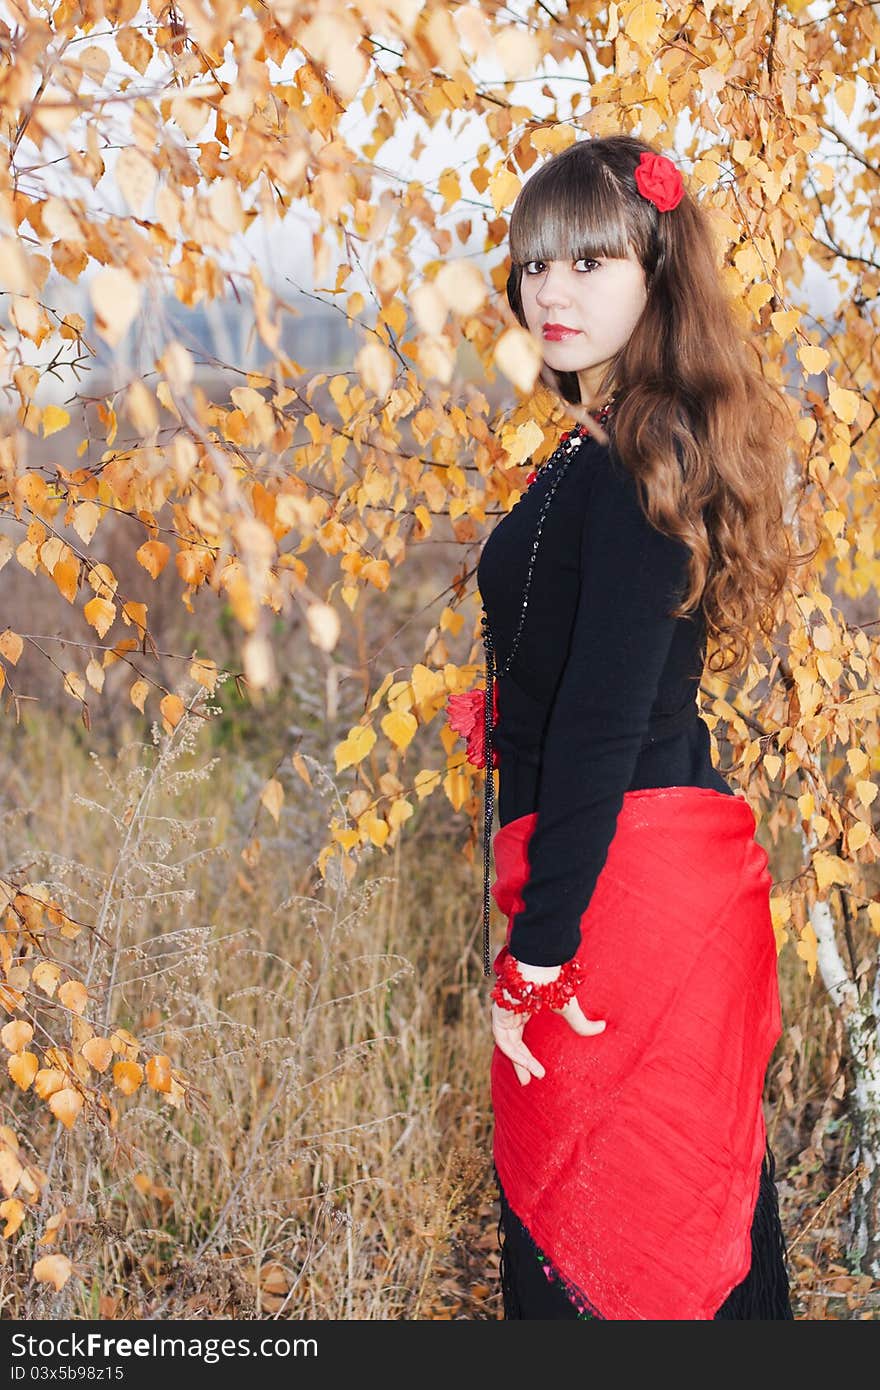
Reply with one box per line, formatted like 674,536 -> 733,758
58,980 -> 88,1015
0,629 -> 23,665
7,1053 -> 38,1091
48,1088 -> 84,1130
145,1054 -> 172,1093
83,596 -> 116,638
159,693 -> 184,729
135,540 -> 170,578
0,1197 -> 26,1237
1,1021 -> 34,1053
33,1068 -> 66,1101
113,1061 -> 144,1096
32,1253 -> 73,1291
81,1037 -> 113,1073
130,679 -> 149,712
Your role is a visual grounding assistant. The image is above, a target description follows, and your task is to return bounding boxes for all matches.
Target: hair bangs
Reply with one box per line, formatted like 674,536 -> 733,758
509,157 -> 631,267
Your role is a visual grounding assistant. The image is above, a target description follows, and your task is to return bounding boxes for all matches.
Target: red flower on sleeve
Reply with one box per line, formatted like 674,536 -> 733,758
445,685 -> 500,768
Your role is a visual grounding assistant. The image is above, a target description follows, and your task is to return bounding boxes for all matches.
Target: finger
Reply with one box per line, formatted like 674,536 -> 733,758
557,996 -> 607,1035
512,1041 -> 545,1081
493,1024 -> 546,1081
513,1061 -> 531,1086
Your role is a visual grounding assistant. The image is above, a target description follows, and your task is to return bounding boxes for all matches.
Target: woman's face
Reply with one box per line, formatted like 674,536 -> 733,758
517,242 -> 648,401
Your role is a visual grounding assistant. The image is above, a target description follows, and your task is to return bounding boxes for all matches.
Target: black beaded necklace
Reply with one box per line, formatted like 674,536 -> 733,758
478,396 -> 618,977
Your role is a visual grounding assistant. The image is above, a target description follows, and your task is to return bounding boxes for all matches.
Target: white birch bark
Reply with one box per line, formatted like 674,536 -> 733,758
798,820 -> 880,1276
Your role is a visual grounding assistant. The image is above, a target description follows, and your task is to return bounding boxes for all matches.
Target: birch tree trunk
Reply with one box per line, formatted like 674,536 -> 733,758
799,820 -> 880,1276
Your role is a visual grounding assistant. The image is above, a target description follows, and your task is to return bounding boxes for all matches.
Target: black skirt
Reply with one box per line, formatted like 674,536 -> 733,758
497,1137 -> 795,1319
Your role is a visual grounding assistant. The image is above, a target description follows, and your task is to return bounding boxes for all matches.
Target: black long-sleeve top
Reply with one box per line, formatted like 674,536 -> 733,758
476,430 -> 734,967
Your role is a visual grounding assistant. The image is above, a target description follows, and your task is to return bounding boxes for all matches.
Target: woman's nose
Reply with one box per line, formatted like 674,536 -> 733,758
534,267 -> 571,308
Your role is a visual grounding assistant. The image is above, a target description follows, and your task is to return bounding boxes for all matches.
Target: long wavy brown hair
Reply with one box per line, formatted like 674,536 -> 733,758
505,133 -> 816,675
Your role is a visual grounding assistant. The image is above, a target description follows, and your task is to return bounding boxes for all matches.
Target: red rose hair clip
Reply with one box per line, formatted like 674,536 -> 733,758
445,685 -> 499,769
634,151 -> 685,212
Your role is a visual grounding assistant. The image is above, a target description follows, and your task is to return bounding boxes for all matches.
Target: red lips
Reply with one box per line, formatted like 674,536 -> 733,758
542,323 -> 580,340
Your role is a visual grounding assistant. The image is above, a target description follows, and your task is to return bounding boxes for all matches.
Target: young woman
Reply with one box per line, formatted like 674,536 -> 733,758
466,135 -> 813,1319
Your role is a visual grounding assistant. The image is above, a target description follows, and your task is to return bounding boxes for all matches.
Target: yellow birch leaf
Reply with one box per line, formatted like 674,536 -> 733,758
495,326 -> 542,393
381,710 -> 418,751
828,387 -> 861,425
835,80 -> 856,118
110,1028 -> 139,1060
856,781 -> 877,808
769,309 -> 800,339
848,749 -> 870,776
52,554 -> 80,603
81,1037 -> 113,1073
488,165 -> 521,214
159,693 -> 184,729
355,341 -> 395,399
291,751 -> 312,787
33,1254 -> 72,1291
8,1053 -> 38,1091
260,778 -> 284,823
363,814 -> 390,847
334,724 -> 376,773
122,601 -> 148,637
32,962 -> 60,997
115,145 -> 158,214
868,904 -> 880,936
58,981 -> 88,1015
113,1061 -> 144,1096
388,797 -> 414,830
71,500 -> 100,542
130,679 -> 149,713
502,418 -> 544,467
0,630 -> 23,665
85,658 -> 105,692
33,1068 -> 65,1100
847,822 -> 871,853
41,405 -> 70,437
62,671 -> 85,702
306,602 -> 340,652
414,768 -> 441,799
48,1088 -> 83,1129
1,1021 -> 33,1053
39,1211 -> 66,1246
189,658 -> 218,691
0,1197 -> 25,1237
435,261 -> 487,315
625,0 -> 663,50
797,345 -> 830,375
90,266 -> 142,347
812,851 -> 852,890
135,540 -> 170,578
0,1149 -> 22,1196
83,597 -> 116,638
734,242 -> 762,283
816,653 -> 842,686
795,923 -> 818,980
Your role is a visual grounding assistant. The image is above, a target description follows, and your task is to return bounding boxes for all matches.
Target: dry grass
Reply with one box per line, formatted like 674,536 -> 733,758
0,693 -> 877,1320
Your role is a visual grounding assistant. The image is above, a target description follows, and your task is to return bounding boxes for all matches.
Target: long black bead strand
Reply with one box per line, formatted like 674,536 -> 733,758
477,416 -> 600,976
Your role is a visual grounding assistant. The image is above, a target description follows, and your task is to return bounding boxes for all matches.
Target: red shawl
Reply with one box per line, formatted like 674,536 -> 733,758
490,785 -> 782,1320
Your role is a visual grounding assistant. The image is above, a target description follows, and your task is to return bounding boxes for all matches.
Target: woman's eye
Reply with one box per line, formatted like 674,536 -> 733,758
523,258 -> 599,274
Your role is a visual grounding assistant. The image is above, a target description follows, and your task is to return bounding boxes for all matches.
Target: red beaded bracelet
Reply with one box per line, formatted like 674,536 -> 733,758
491,950 -> 585,1015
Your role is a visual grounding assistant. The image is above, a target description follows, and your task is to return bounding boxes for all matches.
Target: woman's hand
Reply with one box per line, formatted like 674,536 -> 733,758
491,957 -> 607,1087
